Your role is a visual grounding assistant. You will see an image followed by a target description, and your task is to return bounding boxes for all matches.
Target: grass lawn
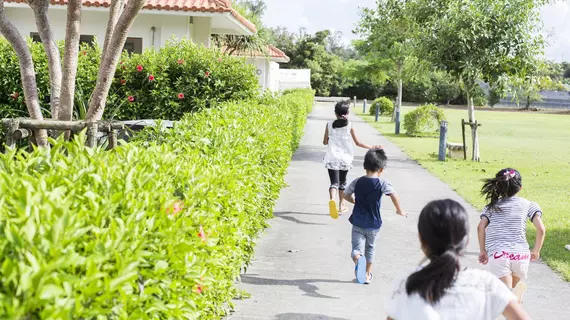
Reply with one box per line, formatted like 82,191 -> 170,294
357,106 -> 570,280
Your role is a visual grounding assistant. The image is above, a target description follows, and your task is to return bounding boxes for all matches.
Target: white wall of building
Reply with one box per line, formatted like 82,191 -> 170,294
4,7 -> 212,50
245,58 -> 285,92
278,69 -> 311,91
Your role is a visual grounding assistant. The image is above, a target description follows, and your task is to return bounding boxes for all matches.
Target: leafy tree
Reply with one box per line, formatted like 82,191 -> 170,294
0,0 -> 146,147
212,0 -> 269,56
356,0 -> 420,123
413,0 -> 547,161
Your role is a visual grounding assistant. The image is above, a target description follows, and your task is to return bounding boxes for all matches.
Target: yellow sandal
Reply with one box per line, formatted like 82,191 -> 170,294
329,200 -> 339,219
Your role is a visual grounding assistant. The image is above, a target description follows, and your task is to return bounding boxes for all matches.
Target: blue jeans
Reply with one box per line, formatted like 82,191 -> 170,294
351,226 -> 380,263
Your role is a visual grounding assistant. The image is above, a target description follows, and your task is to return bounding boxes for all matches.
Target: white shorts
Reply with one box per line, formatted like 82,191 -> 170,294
489,251 -> 530,279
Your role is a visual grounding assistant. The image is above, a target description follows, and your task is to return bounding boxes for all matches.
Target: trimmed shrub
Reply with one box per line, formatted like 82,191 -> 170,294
0,39 -> 260,121
403,103 -> 446,136
369,97 -> 394,116
0,89 -> 314,318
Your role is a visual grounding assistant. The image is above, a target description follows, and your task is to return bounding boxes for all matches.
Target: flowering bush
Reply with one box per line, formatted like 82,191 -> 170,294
0,89 -> 314,318
0,39 -> 259,120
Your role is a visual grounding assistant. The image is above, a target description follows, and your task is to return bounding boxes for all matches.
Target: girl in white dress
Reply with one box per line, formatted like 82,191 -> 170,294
323,101 -> 380,219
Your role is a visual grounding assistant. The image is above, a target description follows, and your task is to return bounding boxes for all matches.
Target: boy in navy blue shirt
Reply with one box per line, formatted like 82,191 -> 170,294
344,149 -> 406,284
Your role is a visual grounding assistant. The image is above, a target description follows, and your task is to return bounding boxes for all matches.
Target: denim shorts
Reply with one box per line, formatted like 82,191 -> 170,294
351,225 -> 380,263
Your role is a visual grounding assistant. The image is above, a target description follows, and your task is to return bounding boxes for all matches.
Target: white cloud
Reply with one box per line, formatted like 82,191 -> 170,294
262,0 -> 570,61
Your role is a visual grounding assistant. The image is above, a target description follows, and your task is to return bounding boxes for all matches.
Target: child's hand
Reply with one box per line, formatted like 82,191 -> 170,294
530,249 -> 540,261
479,252 -> 489,265
371,145 -> 383,150
397,210 -> 407,218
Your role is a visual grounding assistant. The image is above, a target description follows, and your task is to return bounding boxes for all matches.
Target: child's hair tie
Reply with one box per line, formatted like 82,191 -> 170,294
341,115 -> 348,120
503,170 -> 516,179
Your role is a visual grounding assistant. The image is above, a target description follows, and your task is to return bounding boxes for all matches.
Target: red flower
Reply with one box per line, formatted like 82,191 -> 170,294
121,65 -> 126,69
198,225 -> 206,241
127,96 -> 135,103
10,92 -> 19,100
205,71 -> 210,77
177,59 -> 184,64
178,93 -> 185,100
120,61 -> 124,65
120,79 -> 127,85
194,285 -> 203,294
148,75 -> 155,82
166,200 -> 184,217
136,65 -> 143,72
82,51 -> 87,56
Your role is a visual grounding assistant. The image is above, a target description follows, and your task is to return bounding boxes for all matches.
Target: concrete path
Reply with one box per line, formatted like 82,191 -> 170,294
229,103 -> 570,320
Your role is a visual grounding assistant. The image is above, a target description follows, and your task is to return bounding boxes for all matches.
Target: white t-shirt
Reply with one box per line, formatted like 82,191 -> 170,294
323,121 -> 354,170
386,268 -> 516,320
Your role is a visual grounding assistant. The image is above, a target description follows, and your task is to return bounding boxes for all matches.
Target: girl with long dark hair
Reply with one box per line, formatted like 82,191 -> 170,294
478,168 -> 546,302
386,199 -> 529,320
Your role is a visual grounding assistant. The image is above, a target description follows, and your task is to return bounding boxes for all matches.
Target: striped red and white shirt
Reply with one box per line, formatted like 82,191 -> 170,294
481,197 -> 542,254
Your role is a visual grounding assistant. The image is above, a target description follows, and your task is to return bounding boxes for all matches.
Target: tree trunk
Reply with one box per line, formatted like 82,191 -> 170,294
466,90 -> 480,161
102,0 -> 125,61
58,0 -> 82,125
0,0 -> 49,147
392,62 -> 403,123
86,0 -> 145,122
29,0 -> 62,120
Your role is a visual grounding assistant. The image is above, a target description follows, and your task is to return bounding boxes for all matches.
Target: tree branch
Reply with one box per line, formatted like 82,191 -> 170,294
102,0 -> 125,61
29,0 -> 62,120
58,0 -> 82,124
0,0 -> 49,147
86,0 -> 146,121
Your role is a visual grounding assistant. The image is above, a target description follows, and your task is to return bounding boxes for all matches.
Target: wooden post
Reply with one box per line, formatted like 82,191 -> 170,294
363,99 -> 367,113
395,107 -> 401,135
461,119 -> 467,160
13,129 -> 31,140
5,119 -> 20,148
86,122 -> 98,148
438,121 -> 448,161
107,130 -> 118,150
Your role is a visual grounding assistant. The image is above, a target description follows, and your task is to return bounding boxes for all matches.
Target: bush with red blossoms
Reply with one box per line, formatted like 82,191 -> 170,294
0,39 -> 259,121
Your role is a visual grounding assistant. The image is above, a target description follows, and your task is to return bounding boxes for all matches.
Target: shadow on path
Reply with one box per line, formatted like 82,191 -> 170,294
274,211 -> 327,226
241,275 -> 354,300
275,313 -> 350,320
292,145 -> 324,163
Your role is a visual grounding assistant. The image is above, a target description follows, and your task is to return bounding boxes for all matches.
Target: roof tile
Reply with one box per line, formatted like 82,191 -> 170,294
5,0 -> 256,32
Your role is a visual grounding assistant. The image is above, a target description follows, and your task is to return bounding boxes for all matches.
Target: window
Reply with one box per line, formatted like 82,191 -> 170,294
30,33 -> 95,46
123,37 -> 143,54
79,35 -> 95,45
30,33 -> 41,43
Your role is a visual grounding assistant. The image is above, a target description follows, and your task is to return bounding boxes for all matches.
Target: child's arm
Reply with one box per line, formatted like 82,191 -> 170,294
478,218 -> 489,264
530,216 -> 546,261
350,127 -> 382,149
388,193 -> 406,217
343,179 -> 358,204
323,125 -> 329,145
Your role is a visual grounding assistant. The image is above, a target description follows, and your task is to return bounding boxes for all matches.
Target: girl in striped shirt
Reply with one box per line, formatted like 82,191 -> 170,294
477,168 -> 546,303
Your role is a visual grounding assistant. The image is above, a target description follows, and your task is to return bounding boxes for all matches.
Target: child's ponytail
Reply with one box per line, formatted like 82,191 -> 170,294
333,101 -> 350,128
481,168 -> 522,211
406,200 -> 469,304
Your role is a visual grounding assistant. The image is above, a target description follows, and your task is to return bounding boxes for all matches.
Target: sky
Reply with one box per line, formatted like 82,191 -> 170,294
262,0 -> 570,62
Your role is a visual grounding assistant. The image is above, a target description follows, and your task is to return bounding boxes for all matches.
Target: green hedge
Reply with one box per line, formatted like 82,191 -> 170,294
403,103 -> 446,136
0,39 -> 260,120
368,97 -> 394,116
0,89 -> 314,319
